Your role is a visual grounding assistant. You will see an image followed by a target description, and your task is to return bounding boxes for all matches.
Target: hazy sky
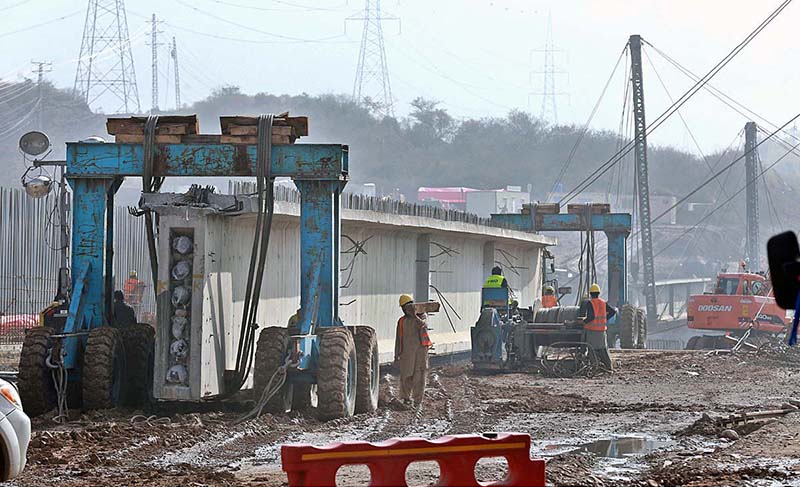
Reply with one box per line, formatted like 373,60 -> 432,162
2,0 -> 798,153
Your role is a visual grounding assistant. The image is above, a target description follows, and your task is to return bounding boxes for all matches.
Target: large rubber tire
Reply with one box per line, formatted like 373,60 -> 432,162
83,327 -> 125,410
120,324 -> 155,407
685,336 -> 700,350
353,326 -> 379,414
18,327 -> 56,417
317,328 -> 357,421
635,308 -> 647,349
560,306 -> 581,322
618,304 -> 639,349
254,327 -> 293,414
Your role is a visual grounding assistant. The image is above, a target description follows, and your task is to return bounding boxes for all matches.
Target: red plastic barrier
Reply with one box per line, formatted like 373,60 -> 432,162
281,432 -> 545,487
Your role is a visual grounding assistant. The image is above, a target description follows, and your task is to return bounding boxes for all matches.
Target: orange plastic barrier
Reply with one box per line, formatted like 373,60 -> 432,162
281,432 -> 545,487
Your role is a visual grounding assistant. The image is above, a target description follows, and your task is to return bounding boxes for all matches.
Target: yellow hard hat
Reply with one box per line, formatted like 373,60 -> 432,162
129,270 -> 137,278
399,294 -> 414,307
589,283 -> 601,294
544,285 -> 555,293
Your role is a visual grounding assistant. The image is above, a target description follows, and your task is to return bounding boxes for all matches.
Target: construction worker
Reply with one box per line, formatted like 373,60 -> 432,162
394,294 -> 432,408
112,290 -> 136,327
579,283 -> 616,371
542,286 -> 558,308
287,307 -> 302,335
123,270 -> 145,306
483,266 -> 508,289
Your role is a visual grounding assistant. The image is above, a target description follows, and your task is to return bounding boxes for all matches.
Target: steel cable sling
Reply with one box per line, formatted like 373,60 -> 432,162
228,113 -> 276,394
141,115 -> 163,293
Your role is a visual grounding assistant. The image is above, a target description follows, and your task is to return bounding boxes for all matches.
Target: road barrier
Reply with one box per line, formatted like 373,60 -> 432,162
281,432 -> 545,487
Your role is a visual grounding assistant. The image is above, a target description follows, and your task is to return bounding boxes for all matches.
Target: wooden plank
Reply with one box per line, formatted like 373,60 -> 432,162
106,115 -> 199,135
219,115 -> 308,136
219,135 -> 293,145
414,301 -> 441,314
228,125 -> 294,136
114,134 -> 183,144
105,122 -> 190,136
534,203 -> 561,214
566,203 -> 611,215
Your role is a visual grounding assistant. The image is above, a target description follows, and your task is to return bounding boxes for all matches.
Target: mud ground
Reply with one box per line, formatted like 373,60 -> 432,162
7,348 -> 800,487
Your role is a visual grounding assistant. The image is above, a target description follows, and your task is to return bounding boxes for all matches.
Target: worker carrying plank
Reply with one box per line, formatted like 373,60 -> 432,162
394,294 -> 432,409
579,283 -> 616,371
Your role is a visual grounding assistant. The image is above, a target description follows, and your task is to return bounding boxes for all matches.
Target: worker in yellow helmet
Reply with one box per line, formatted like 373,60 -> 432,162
394,294 -> 432,408
542,285 -> 558,308
578,283 -> 616,371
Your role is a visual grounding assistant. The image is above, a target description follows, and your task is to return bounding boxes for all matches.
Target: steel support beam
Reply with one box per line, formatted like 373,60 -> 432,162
629,34 -> 657,322
490,211 -> 631,308
744,121 -> 759,267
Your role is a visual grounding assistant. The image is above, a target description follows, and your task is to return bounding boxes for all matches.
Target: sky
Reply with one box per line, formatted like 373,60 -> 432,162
2,0 -> 799,154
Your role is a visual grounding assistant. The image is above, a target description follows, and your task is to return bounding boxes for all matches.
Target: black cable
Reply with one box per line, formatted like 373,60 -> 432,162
546,45 -> 628,202
230,114 -> 275,393
558,0 -> 792,205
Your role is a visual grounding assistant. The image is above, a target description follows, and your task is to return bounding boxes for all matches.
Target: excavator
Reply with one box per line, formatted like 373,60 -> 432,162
685,265 -> 789,349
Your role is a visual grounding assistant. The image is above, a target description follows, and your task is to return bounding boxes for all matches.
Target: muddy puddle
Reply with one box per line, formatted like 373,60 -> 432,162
545,436 -> 674,458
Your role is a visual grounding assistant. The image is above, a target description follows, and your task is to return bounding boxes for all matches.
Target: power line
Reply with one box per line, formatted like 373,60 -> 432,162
546,45 -> 627,202
558,0 -> 793,205
0,9 -> 83,40
653,136 -> 800,258
172,0 -> 348,43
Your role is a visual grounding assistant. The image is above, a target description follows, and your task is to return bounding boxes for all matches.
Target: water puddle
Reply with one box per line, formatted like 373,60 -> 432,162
542,435 -> 674,458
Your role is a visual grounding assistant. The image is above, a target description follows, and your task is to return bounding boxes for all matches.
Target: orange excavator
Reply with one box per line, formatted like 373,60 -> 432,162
685,268 -> 789,349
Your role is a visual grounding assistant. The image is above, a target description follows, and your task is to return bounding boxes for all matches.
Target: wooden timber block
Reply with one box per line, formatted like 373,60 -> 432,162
227,124 -> 294,136
414,301 -> 441,314
534,203 -> 561,214
219,135 -> 293,145
219,115 -> 308,137
114,134 -> 183,144
106,115 -> 199,135
566,203 -> 611,215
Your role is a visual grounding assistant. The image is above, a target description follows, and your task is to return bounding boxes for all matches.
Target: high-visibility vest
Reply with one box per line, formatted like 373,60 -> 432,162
483,275 -> 505,288
396,316 -> 432,355
542,295 -> 558,308
585,298 -> 608,332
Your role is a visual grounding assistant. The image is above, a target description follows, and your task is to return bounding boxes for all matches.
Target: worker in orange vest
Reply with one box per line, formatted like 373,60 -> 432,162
579,283 -> 616,370
542,286 -> 558,308
394,294 -> 432,408
123,270 -> 145,305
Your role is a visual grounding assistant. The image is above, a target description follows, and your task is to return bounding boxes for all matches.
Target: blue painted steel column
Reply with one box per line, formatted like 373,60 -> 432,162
296,180 -> 344,331
68,178 -> 113,331
605,231 -> 628,308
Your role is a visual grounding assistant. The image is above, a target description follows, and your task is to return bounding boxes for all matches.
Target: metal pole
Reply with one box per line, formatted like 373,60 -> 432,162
744,122 -> 759,267
629,34 -> 657,322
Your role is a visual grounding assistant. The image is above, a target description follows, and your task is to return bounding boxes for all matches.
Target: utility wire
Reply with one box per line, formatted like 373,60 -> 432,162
653,136 -> 800,258
558,0 -> 793,205
546,45 -> 628,202
650,113 -> 800,226
0,9 -> 83,39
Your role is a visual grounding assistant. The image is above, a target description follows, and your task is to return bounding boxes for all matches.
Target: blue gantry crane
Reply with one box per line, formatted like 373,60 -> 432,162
18,115 -> 378,420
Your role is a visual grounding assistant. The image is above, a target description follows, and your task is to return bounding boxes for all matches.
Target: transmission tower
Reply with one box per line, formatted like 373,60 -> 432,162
171,37 -> 181,110
349,0 -> 398,118
147,14 -> 164,113
31,61 -> 52,128
73,0 -> 141,113
531,12 -> 568,124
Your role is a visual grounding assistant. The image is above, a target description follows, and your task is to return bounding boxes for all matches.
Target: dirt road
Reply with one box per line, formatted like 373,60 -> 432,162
8,349 -> 800,486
